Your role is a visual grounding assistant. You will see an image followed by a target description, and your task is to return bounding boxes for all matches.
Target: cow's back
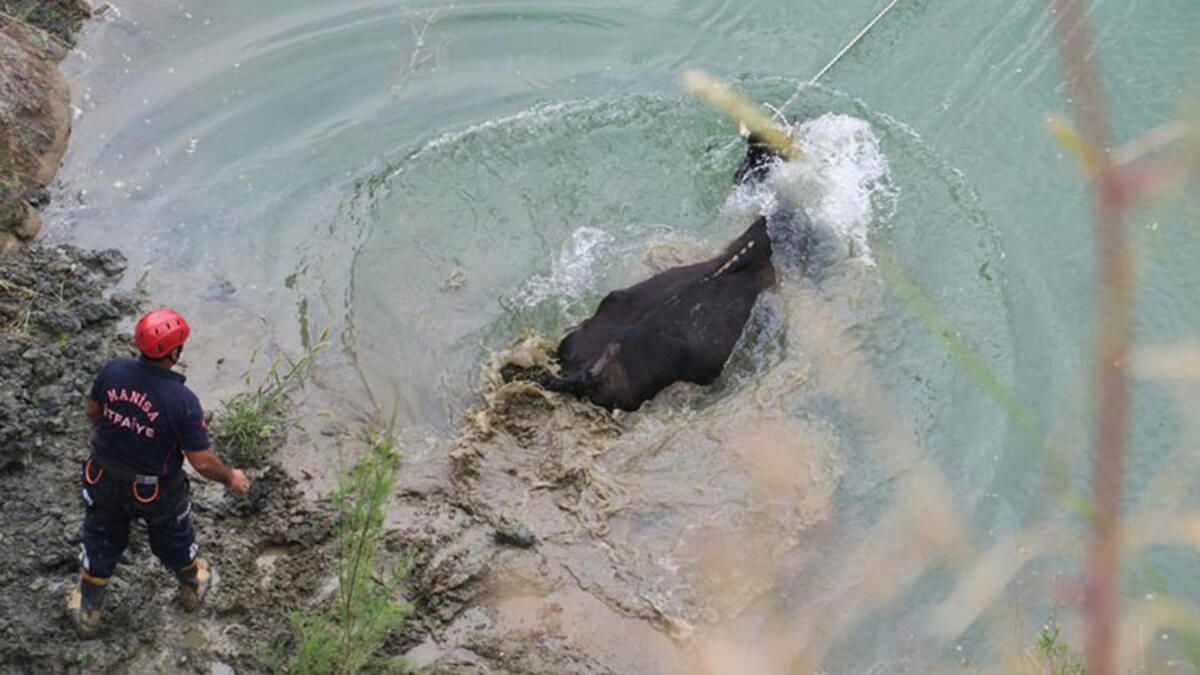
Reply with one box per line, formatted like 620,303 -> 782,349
553,216 -> 775,410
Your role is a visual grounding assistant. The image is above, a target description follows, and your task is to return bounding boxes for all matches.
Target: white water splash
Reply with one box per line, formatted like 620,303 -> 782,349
516,113 -> 891,311
728,113 -> 893,265
518,226 -> 615,307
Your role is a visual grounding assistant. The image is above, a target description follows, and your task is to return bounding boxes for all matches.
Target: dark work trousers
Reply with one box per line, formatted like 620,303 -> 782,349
78,458 -> 197,578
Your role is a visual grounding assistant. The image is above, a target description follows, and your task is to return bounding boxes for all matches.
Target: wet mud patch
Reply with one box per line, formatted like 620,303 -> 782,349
388,331 -> 845,673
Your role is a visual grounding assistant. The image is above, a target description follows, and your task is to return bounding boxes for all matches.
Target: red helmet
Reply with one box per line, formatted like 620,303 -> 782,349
135,308 -> 191,358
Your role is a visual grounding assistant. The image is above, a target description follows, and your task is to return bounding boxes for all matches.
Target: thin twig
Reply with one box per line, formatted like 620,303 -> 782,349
0,278 -> 40,297
394,9 -> 441,93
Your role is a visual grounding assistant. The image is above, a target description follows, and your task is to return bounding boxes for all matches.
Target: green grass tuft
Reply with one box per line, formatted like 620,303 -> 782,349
210,330 -> 326,467
287,424 -> 411,674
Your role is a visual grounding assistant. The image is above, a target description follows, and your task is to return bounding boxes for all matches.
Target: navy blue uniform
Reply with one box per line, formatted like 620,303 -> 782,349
80,357 -> 211,578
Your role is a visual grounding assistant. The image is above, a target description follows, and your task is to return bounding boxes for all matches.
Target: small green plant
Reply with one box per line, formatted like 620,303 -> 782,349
1031,615 -> 1086,675
287,425 -> 411,674
210,330 -> 327,467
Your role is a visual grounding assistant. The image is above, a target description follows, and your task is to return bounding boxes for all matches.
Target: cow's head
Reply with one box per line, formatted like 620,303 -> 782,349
733,119 -> 801,185
544,341 -> 634,410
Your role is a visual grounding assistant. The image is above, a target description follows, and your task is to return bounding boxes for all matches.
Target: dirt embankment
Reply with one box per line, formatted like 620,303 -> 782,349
0,0 -> 91,254
0,246 -> 344,673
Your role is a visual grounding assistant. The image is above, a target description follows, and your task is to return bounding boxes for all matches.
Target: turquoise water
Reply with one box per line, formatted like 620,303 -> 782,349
48,0 -> 1199,671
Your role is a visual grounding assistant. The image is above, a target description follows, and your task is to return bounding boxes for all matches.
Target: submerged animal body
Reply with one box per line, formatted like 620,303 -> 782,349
545,131 -> 792,411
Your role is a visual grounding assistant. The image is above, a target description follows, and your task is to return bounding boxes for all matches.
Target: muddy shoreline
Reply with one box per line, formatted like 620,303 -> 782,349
0,5 -> 617,671
0,7 -> 649,664
0,7 -> 843,673
0,242 -> 675,673
0,7 -> 350,672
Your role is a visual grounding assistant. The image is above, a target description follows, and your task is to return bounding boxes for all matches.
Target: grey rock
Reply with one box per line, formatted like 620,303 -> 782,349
39,307 -> 82,334
76,299 -> 119,324
34,384 -> 62,415
109,291 -> 142,314
40,550 -> 71,570
31,357 -> 62,383
493,520 -> 536,549
87,249 -> 127,276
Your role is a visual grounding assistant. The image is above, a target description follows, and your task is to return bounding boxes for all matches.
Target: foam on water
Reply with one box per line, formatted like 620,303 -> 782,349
515,113 -> 892,319
726,113 -> 893,266
517,226 -> 615,307
391,100 -> 598,181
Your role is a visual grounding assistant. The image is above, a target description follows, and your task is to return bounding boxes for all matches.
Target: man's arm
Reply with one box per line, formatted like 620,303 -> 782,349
85,399 -> 101,425
185,449 -> 250,495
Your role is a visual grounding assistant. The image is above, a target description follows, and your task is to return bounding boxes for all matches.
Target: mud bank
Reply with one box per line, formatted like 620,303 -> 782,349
0,0 -> 91,254
0,246 -> 342,673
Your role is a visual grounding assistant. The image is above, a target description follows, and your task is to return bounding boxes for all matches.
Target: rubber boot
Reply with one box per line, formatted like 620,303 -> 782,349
66,569 -> 108,638
175,557 -> 211,612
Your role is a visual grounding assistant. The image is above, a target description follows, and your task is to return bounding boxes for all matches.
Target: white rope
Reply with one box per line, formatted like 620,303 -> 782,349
811,0 -> 903,84
779,0 -> 904,113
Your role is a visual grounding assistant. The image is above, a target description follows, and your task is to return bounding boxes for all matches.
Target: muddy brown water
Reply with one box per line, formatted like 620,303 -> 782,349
387,239 -> 877,672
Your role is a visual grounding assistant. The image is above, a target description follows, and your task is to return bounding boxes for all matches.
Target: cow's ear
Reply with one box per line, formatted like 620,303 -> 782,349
598,290 -> 632,312
588,342 -> 621,377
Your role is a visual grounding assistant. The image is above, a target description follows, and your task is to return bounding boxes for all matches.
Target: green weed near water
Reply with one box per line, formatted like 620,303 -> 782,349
1030,615 -> 1085,675
210,330 -> 327,467
286,426 -> 411,674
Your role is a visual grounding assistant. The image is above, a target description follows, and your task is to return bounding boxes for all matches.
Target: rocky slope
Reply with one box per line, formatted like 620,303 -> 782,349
0,0 -> 91,254
0,245 -> 343,674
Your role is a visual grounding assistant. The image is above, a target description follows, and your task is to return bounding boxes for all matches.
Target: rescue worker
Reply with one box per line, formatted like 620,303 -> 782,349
66,308 -> 251,637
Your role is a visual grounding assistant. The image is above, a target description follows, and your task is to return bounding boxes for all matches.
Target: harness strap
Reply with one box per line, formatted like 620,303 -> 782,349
132,481 -> 161,504
90,454 -> 161,485
89,455 -> 166,504
84,459 -> 103,485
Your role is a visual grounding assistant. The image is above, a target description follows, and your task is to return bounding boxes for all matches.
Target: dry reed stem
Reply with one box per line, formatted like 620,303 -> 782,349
1047,2 -> 1132,673
682,69 -> 799,159
930,521 -> 1076,639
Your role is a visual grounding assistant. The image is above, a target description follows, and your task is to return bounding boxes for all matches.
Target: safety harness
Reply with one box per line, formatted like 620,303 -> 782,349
85,456 -> 164,504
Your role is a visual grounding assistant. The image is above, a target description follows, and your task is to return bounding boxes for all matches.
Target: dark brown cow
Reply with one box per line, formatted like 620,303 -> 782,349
544,131 -> 791,410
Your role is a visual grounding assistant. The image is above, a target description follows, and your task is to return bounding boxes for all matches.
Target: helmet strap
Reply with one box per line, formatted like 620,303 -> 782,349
145,345 -> 183,368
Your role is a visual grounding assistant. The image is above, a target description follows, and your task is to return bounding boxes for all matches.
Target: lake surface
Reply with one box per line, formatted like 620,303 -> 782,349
48,0 -> 1199,671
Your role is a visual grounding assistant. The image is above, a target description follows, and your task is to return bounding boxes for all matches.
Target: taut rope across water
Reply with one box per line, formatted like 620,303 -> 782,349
780,0 -> 904,113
